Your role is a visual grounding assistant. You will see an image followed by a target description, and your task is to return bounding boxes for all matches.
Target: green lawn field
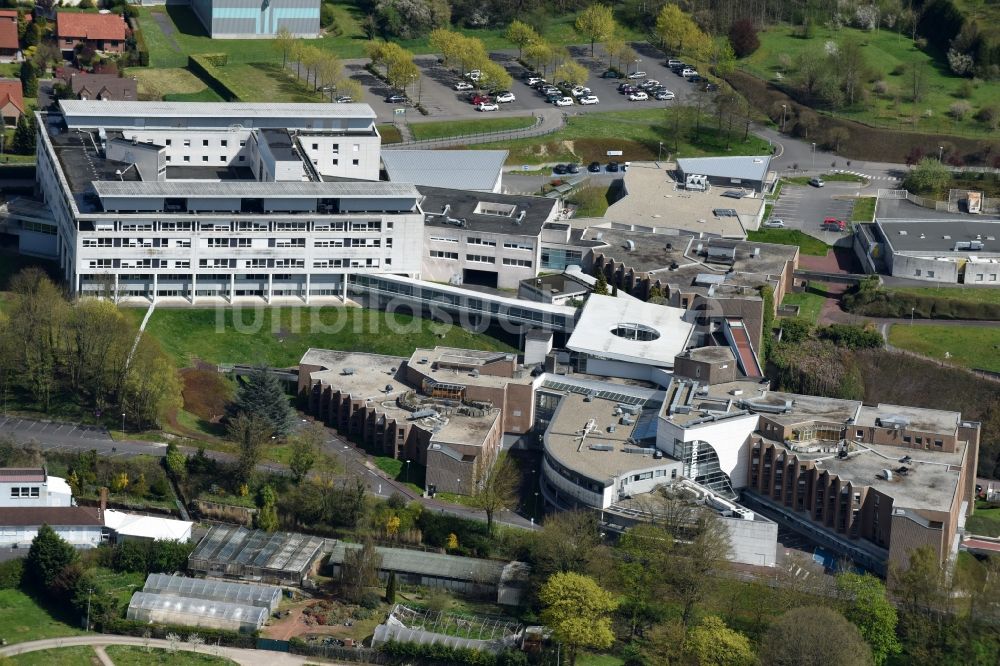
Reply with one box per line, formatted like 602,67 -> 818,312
476,108 -> 772,165
966,501 -> 1000,537
746,228 -> 830,256
104,645 -> 236,665
123,307 -> 515,368
137,4 -> 646,68
410,116 -> 537,141
0,588 -> 83,645
851,197 -> 877,222
888,323 -> 1000,373
6,646 -> 100,666
888,285 -> 1000,305
741,24 -> 1000,138
780,291 -> 827,325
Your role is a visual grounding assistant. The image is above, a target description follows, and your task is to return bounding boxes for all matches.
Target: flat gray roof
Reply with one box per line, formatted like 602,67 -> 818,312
59,99 -> 377,120
675,155 -> 772,183
93,180 -> 420,199
855,403 -> 960,435
749,390 -> 862,427
814,441 -> 966,512
876,218 -> 1000,253
329,542 -> 511,583
419,185 -> 556,237
383,150 -> 507,191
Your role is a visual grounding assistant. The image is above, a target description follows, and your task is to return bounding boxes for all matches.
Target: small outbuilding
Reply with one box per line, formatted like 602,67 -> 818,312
126,591 -> 268,632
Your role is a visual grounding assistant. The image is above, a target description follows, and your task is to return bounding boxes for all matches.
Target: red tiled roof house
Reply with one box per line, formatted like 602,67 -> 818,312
56,12 -> 127,56
0,77 -> 24,125
0,10 -> 20,62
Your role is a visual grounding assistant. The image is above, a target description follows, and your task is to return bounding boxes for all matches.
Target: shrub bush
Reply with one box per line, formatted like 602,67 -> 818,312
0,558 -> 24,589
105,618 -> 258,647
817,323 -> 883,349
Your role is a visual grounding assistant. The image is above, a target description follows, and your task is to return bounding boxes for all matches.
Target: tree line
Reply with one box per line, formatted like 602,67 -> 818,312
0,268 -> 180,429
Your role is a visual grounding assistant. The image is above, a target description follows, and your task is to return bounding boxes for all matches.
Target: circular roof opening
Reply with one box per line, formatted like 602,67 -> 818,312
610,323 -> 660,342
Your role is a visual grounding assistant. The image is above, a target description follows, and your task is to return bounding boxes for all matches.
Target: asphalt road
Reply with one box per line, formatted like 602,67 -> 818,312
0,414 -> 537,530
768,182 -> 857,243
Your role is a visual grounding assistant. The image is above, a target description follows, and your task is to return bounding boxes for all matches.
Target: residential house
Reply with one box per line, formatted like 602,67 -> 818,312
0,77 -> 24,125
64,70 -> 137,101
56,12 -> 127,57
0,10 -> 20,63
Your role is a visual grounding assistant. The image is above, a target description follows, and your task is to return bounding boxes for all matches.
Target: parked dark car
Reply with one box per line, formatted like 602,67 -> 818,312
617,82 -> 630,92
607,161 -> 620,172
687,74 -> 704,83
545,93 -> 563,103
588,161 -> 603,173
567,163 -> 580,174
702,82 -> 719,92
601,70 -> 621,79
553,164 -> 568,175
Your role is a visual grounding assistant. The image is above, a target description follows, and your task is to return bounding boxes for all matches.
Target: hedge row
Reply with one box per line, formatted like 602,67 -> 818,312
188,54 -> 245,102
104,617 -> 258,648
379,640 -> 527,666
843,289 -> 1000,321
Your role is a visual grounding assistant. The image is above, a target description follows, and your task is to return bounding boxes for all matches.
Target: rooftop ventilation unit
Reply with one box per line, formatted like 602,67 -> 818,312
341,368 -> 355,375
624,239 -> 635,251
880,469 -> 893,481
418,358 -> 429,364
384,384 -> 393,393
589,444 -> 614,451
618,403 -> 641,415
623,446 -> 657,455
409,408 -> 438,420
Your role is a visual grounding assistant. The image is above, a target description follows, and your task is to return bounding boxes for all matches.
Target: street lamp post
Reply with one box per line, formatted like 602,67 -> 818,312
657,141 -> 663,164
811,142 -> 816,171
86,587 -> 93,631
911,307 -> 915,325
781,104 -> 787,132
534,491 -> 539,516
939,145 -> 944,162
121,412 -> 126,435
405,459 -> 410,483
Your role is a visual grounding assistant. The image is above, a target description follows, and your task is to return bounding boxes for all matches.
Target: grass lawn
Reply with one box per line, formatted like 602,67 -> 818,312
377,124 -> 403,144
6,646 -> 100,666
137,4 -> 645,68
105,645 -> 237,665
577,653 -> 625,666
372,455 -> 424,494
211,62 -> 325,103
746,228 -> 830,256
476,108 -> 773,165
780,290 -> 829,325
784,173 -> 867,185
966,501 -> 1000,537
124,67 -> 219,102
123,306 -> 515,368
0,588 -> 84,645
888,324 -> 1000,373
569,184 -> 614,217
888,285 -> 1000,305
851,197 -> 877,222
741,24 -> 1000,138
409,116 -> 536,141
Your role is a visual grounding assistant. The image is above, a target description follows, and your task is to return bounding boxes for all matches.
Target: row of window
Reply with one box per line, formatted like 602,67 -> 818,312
87,221 -> 388,233
428,236 -> 535,252
9,487 -> 40,498
89,258 -> 389,270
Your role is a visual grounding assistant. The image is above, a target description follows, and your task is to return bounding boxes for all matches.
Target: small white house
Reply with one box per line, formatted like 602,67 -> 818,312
104,510 -> 193,543
0,506 -> 105,548
0,468 -> 74,508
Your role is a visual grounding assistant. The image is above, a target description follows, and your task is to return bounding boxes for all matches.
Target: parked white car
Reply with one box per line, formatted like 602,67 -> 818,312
526,76 -> 544,85
466,69 -> 482,80
627,91 -> 649,101
477,102 -> 500,112
553,96 -> 574,106
681,68 -> 698,78
495,91 -> 516,103
453,81 -> 474,91
627,71 -> 647,79
654,90 -> 675,100
570,86 -> 591,97
763,219 -> 786,228
578,95 -> 600,105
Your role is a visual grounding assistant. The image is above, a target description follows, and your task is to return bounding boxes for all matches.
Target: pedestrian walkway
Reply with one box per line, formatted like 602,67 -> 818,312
832,168 -> 900,183
0,635 -> 333,666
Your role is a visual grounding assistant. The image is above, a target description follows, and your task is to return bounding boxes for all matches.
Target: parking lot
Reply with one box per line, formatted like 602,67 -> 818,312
346,43 -> 707,122
768,183 -> 857,243
0,416 -> 167,457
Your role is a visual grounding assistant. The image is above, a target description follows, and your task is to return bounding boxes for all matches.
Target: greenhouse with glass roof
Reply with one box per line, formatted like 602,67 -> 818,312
188,525 -> 329,586
126,591 -> 269,632
141,573 -> 283,613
